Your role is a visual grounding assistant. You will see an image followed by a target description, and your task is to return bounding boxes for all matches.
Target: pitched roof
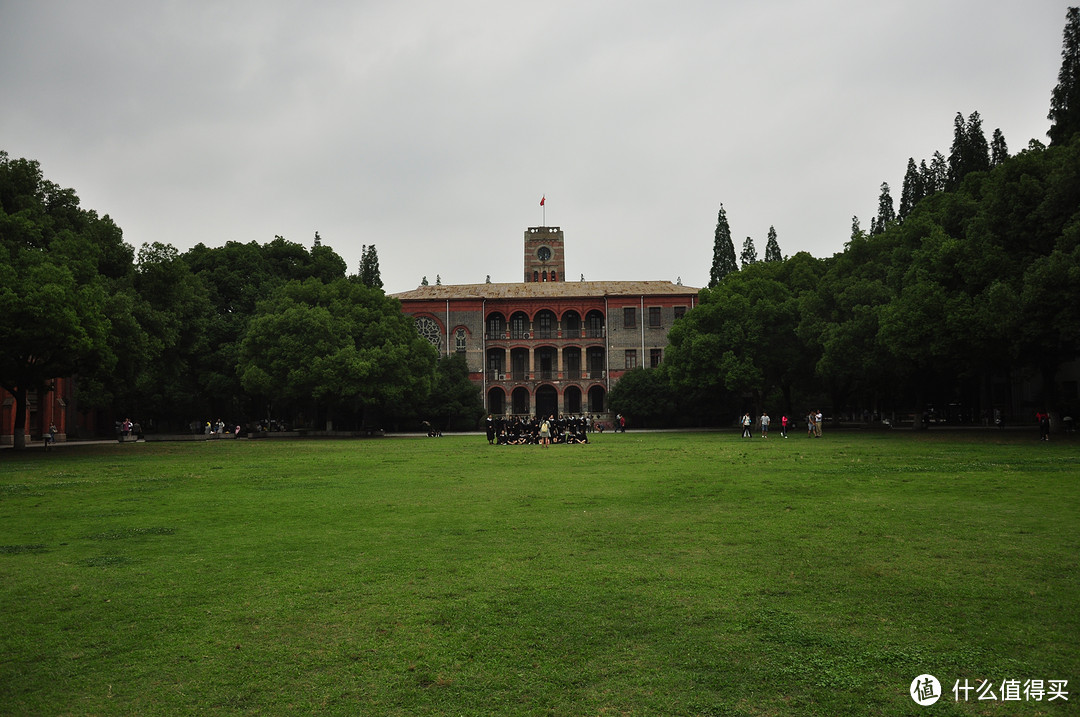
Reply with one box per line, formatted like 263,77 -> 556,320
391,280 -> 699,301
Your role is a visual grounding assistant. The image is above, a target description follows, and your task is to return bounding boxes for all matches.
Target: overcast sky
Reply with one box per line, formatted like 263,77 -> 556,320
1,1 -> 1071,293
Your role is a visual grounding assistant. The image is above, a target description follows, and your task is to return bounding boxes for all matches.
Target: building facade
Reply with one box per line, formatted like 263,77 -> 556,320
392,227 -> 698,417
0,379 -> 72,446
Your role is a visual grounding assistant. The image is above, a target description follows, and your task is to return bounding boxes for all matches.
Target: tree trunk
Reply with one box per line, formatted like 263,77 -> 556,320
11,386 -> 27,450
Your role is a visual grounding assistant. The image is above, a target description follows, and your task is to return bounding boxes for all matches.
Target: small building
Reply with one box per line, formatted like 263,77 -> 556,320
391,226 -> 699,417
0,379 -> 72,446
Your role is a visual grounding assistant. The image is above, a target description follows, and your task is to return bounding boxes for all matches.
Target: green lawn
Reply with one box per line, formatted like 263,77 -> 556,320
1,431 -> 1077,715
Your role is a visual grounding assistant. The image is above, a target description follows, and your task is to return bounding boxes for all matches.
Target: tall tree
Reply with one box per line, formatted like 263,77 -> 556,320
764,225 -> 782,262
130,242 -> 212,425
0,152 -> 131,448
1048,6 -> 1080,146
238,278 -> 438,429
948,111 -> 991,188
709,204 -> 738,286
965,111 -> 991,175
899,158 -> 925,220
990,128 -> 1010,167
929,151 -> 948,194
740,236 -> 757,267
358,244 -> 383,289
947,112 -> 967,189
850,215 -> 865,243
872,182 -> 896,235
423,354 -> 485,431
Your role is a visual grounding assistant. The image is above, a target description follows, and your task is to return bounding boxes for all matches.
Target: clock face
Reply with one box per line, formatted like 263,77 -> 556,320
537,246 -> 552,262
414,316 -> 441,350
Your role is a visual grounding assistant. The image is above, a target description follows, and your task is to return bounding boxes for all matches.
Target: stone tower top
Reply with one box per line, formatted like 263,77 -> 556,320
523,226 -> 565,282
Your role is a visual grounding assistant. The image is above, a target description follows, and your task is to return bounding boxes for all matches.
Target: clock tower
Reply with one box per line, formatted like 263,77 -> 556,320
524,226 -> 565,282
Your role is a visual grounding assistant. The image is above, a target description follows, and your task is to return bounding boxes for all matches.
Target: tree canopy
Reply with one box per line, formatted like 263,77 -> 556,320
0,152 -> 132,448
655,134 -> 1080,429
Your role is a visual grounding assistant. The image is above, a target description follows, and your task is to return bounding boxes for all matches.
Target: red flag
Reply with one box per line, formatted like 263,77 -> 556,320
540,195 -> 545,206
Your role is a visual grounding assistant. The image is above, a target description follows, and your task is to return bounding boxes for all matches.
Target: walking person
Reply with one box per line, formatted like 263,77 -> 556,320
760,412 -> 770,438
781,414 -> 788,438
741,412 -> 752,438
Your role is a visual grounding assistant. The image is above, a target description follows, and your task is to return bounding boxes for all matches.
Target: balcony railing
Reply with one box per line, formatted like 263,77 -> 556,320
484,370 -> 606,383
485,327 -> 606,341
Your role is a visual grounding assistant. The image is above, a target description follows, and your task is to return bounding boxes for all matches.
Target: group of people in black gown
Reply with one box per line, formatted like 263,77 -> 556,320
485,414 -> 591,445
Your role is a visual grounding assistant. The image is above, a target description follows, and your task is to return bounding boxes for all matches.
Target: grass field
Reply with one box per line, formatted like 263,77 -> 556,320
1,431 -> 1077,715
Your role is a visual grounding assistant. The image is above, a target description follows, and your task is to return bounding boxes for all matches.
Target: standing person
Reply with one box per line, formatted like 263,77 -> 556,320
760,412 -> 770,438
619,414 -> 626,433
1037,410 -> 1051,441
815,410 -> 823,437
741,413 -> 752,438
807,411 -> 815,437
781,414 -> 788,438
485,414 -> 495,445
539,415 -> 552,447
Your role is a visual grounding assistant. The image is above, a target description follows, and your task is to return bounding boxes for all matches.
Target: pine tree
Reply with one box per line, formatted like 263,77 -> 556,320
929,151 -> 948,193
918,159 -> 933,198
740,236 -> 757,267
1049,6 -> 1080,145
709,204 -> 738,286
435,274 -> 441,286
764,226 -> 782,262
872,182 -> 895,235
850,215 -> 864,243
358,245 -> 383,289
313,231 -> 322,247
948,111 -> 991,188
965,111 -> 991,174
898,157 -> 924,220
990,128 -> 1009,167
947,111 -> 966,189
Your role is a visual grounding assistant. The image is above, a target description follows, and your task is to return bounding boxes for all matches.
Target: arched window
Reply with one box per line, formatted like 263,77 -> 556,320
561,311 -> 581,336
486,313 -> 505,339
510,312 -> 529,339
535,310 -> 557,339
585,310 -> 605,338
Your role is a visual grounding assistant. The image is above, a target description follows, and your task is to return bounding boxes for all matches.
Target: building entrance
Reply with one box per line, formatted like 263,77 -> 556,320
535,385 -> 558,417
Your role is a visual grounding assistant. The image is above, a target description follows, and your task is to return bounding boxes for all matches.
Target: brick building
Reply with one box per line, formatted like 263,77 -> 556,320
0,379 -> 72,446
391,226 -> 698,417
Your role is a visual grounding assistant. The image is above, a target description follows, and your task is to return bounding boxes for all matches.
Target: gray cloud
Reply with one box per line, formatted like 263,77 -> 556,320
1,0 -> 1070,292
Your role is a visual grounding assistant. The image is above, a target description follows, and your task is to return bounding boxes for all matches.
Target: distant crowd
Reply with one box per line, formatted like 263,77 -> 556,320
486,414 -> 593,445
739,411 -> 824,438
